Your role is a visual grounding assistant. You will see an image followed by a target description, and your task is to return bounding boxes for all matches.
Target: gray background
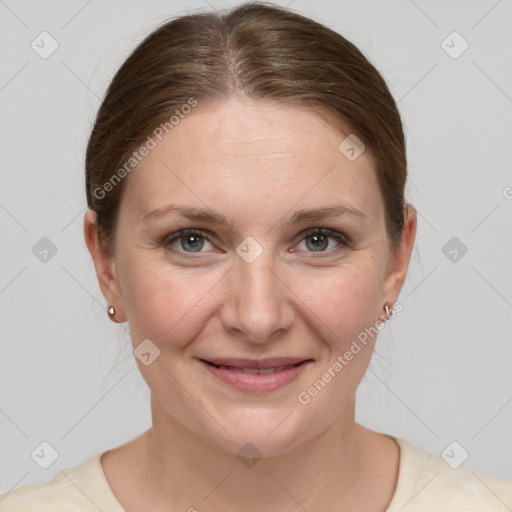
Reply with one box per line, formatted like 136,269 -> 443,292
1,0 -> 511,492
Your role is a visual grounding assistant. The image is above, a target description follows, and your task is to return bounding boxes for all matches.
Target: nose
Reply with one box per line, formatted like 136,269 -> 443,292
220,247 -> 295,344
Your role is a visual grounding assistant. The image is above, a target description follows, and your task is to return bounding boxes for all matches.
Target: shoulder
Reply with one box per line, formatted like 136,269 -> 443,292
386,437 -> 512,511
0,452 -> 125,512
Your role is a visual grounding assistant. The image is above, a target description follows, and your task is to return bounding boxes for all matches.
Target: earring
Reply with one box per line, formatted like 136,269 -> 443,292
384,303 -> 395,322
107,306 -> 116,318
379,303 -> 392,323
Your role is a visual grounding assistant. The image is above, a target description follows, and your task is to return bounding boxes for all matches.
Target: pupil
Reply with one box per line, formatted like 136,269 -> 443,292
183,235 -> 203,252
308,234 -> 327,251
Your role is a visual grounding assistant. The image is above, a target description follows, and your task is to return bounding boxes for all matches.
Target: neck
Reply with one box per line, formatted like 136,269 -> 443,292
130,394 -> 397,511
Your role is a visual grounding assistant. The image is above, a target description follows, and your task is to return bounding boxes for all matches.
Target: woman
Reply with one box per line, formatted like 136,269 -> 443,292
1,2 -> 510,510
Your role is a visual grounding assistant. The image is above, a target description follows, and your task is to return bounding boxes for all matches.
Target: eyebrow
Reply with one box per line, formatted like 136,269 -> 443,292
142,204 -> 368,228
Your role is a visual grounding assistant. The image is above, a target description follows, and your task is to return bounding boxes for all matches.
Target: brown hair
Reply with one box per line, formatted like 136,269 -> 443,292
86,1 -> 407,253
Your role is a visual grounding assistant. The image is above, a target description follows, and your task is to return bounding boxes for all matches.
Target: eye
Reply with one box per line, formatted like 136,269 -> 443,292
162,229 -> 215,253
294,228 -> 349,254
162,227 -> 349,256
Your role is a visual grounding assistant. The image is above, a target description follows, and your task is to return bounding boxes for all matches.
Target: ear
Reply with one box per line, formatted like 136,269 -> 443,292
380,205 -> 417,306
83,209 -> 127,322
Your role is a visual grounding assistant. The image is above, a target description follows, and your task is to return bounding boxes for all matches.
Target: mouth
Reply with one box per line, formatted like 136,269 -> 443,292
198,357 -> 313,393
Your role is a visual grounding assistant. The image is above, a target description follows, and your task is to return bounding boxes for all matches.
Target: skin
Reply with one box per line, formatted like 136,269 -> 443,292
84,97 -> 417,511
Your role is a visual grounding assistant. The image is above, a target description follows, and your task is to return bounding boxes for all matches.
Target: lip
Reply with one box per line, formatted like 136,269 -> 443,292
198,357 -> 313,393
201,357 -> 308,369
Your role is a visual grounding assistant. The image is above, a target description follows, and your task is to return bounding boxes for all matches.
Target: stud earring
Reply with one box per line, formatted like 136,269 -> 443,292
384,303 -> 394,321
379,303 -> 392,323
107,306 -> 116,318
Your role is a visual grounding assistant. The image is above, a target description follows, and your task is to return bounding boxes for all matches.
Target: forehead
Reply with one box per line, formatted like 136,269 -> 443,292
121,98 -> 382,225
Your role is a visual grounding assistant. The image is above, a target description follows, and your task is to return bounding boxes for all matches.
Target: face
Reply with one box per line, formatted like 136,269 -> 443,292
86,98 -> 415,457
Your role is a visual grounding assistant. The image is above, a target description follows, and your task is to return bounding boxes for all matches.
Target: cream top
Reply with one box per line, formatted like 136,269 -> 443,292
1,438 -> 511,511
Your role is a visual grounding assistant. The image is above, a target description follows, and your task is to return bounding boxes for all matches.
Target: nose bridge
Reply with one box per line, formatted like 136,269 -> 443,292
221,244 -> 293,343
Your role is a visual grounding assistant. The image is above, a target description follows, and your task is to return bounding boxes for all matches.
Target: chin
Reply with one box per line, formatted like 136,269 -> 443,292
203,406 -> 315,458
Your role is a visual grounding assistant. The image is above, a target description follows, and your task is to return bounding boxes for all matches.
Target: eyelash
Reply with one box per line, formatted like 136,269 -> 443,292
161,227 -> 350,257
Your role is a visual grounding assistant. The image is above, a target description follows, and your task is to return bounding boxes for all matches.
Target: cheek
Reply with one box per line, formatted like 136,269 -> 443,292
119,254 -> 221,348
291,259 -> 384,349
119,240 -> 387,356
292,262 -> 385,414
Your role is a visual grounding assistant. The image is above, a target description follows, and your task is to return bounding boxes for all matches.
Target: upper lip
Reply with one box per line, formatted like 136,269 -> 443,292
199,357 -> 312,369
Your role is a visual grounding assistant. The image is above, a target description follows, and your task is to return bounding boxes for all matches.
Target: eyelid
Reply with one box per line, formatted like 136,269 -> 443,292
162,228 -> 214,246
298,227 -> 350,245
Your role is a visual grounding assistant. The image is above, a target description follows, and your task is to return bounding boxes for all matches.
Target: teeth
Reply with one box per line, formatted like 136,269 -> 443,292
242,367 -> 259,374
215,364 -> 293,374
260,366 -> 285,374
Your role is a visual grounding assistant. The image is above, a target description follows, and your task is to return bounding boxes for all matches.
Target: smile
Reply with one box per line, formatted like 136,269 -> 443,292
208,362 -> 300,374
199,358 -> 313,393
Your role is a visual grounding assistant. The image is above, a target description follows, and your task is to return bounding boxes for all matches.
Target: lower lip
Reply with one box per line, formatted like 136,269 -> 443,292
199,360 -> 312,393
